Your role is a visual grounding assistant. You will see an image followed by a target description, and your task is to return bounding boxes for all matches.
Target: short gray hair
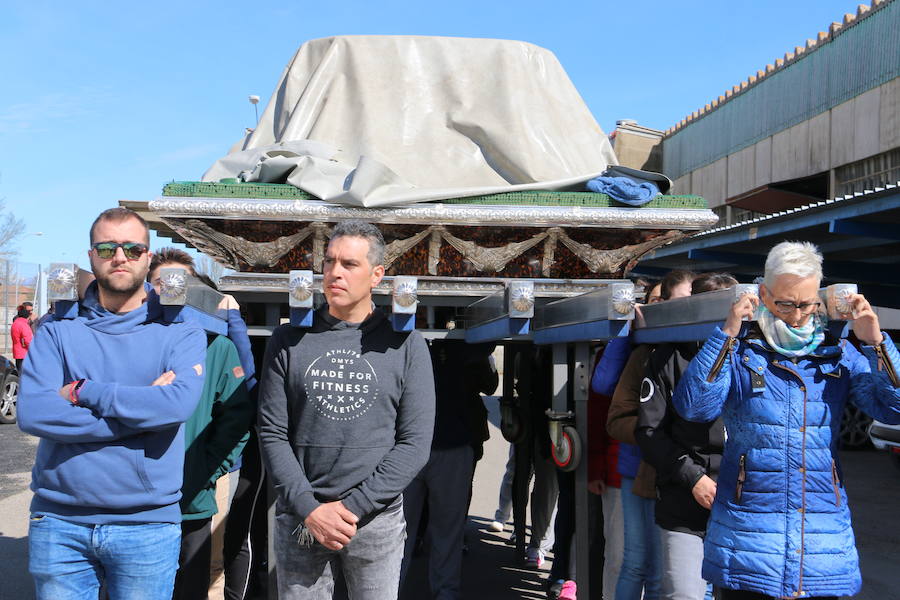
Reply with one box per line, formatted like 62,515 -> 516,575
764,241 -> 823,288
329,220 -> 386,267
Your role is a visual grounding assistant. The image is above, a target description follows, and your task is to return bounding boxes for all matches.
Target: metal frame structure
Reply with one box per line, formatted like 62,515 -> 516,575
47,258 -> 891,597
212,269 -> 878,599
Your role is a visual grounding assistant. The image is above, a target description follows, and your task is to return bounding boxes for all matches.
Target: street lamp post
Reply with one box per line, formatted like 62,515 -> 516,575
249,95 -> 260,126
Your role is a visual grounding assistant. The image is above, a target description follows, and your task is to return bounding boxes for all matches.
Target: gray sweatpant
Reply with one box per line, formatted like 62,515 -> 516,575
659,528 -> 712,600
274,498 -> 406,600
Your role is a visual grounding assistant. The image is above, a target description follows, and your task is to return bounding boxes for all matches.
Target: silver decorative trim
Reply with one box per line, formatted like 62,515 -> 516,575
48,263 -> 78,301
732,284 -> 762,321
384,227 -> 434,270
393,286 -> 418,307
164,219 -> 312,269
310,223 -> 331,271
825,283 -> 857,320
392,277 -> 418,313
611,286 -> 635,315
542,228 -> 560,277
289,270 -> 315,305
150,197 -> 718,230
159,208 -> 693,278
556,229 -> 684,273
441,229 -> 547,272
834,286 -> 854,314
733,284 -> 759,304
508,281 -> 536,315
219,273 -> 623,298
159,269 -> 188,305
428,229 -> 443,275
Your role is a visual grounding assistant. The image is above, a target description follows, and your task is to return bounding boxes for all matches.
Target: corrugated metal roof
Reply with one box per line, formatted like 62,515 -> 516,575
691,181 -> 899,239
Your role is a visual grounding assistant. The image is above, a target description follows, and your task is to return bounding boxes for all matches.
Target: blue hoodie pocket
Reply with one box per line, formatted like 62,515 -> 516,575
36,441 -> 159,509
133,446 -> 155,494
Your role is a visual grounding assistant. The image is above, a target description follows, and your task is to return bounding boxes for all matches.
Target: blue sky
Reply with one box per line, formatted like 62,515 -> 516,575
2,0 -> 865,271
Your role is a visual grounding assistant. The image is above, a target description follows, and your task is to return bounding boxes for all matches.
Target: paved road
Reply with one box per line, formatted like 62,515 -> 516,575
0,421 -> 37,501
2,401 -> 899,600
0,423 -> 37,600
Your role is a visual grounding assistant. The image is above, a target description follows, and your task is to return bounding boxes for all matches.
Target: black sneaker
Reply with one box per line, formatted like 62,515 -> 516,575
546,579 -> 564,600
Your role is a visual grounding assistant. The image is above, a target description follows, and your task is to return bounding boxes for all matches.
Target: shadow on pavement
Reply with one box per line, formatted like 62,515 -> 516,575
401,515 -> 551,600
0,534 -> 33,600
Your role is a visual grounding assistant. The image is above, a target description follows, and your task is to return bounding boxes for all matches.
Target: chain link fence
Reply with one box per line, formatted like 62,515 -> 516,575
1,259 -> 44,359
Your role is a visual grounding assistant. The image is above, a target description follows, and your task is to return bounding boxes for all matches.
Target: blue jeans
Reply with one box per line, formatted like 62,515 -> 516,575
616,477 -> 662,600
28,514 -> 181,600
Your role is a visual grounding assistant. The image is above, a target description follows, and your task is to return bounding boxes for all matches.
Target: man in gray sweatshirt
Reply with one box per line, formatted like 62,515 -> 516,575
258,220 -> 435,600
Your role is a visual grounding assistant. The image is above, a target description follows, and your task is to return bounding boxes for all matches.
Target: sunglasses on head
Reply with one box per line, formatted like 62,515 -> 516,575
91,241 -> 149,260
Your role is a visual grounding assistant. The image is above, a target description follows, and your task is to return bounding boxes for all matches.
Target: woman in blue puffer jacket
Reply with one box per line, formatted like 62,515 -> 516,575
672,241 -> 900,600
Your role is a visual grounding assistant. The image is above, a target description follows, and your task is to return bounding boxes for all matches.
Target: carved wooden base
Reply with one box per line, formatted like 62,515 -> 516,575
162,218 -> 684,279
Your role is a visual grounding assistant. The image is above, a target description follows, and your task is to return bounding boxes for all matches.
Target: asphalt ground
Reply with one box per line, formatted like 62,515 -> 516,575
2,399 -> 900,600
0,423 -> 37,600
0,422 -> 37,501
401,396 -> 553,600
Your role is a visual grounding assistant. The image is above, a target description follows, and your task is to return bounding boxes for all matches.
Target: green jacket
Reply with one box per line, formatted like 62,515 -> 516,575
181,334 -> 254,520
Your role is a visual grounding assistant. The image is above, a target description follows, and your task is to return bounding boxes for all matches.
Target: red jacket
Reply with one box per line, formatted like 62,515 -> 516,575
588,350 -> 621,489
11,317 -> 32,360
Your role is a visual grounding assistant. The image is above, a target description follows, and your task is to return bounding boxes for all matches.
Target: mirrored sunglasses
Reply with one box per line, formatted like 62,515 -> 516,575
91,242 -> 149,260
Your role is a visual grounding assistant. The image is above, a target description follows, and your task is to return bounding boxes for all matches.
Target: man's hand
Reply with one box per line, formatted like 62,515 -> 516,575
151,371 -> 176,387
692,475 -> 717,510
304,501 -> 359,550
587,479 -> 606,496
723,293 -> 759,338
633,303 -> 646,328
218,294 -> 240,311
58,383 -> 74,401
848,293 -> 884,346
59,370 -> 176,401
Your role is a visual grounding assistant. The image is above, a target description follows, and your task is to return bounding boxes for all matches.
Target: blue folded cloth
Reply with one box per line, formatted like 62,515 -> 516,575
586,176 -> 660,206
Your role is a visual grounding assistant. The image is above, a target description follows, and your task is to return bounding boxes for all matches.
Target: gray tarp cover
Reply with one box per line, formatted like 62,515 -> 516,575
203,36 -> 617,207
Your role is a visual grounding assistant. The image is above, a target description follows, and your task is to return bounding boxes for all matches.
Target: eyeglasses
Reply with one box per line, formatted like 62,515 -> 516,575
91,242 -> 149,260
773,300 -> 822,315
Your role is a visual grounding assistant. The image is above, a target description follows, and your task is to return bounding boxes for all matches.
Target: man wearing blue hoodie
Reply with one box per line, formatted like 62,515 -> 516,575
18,207 -> 207,600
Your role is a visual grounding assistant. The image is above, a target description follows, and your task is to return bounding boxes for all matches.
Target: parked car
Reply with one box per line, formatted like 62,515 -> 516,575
0,355 -> 18,424
869,420 -> 900,471
841,403 -> 873,449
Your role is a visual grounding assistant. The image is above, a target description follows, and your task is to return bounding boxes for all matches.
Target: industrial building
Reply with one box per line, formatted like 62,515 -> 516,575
626,0 -> 900,305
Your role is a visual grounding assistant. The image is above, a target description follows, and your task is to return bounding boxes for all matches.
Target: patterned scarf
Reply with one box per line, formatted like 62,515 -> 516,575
757,305 -> 825,357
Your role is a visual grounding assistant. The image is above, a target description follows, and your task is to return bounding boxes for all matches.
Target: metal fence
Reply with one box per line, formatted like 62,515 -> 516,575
1,259 -> 44,359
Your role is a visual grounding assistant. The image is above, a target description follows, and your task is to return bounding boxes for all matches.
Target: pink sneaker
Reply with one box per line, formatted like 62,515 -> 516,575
559,580 -> 577,600
524,547 -> 544,568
